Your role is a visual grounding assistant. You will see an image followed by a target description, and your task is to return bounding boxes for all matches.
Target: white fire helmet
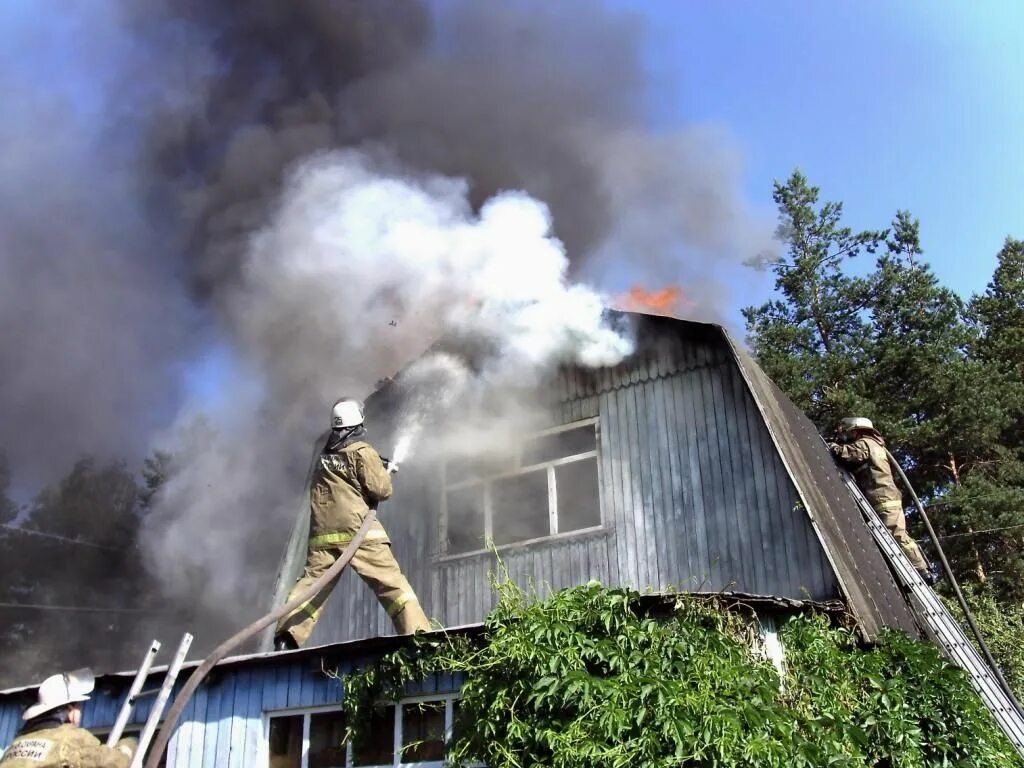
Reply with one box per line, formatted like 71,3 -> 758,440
840,416 -> 874,433
23,668 -> 94,720
331,398 -> 365,429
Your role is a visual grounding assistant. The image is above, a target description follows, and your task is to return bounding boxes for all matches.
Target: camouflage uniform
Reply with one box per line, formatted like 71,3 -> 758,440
830,433 -> 929,572
276,436 -> 430,646
0,724 -> 135,767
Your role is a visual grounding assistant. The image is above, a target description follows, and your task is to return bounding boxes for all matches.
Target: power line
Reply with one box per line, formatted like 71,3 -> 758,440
936,523 -> 1024,541
0,602 -> 165,615
0,524 -> 125,552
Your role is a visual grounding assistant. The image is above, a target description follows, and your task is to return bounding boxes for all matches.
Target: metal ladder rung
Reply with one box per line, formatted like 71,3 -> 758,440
105,633 -> 194,768
842,473 -> 1024,755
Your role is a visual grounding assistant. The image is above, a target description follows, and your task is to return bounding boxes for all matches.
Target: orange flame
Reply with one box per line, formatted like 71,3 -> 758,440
616,284 -> 686,317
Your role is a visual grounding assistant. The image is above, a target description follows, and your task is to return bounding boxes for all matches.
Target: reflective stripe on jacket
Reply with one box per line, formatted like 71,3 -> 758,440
830,433 -> 903,511
309,440 -> 392,549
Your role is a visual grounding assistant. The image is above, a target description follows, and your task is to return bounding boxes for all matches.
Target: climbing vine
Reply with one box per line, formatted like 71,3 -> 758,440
342,580 -> 1021,767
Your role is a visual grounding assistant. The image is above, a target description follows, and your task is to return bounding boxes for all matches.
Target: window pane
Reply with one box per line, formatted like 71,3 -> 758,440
268,715 -> 302,768
445,484 -> 485,553
309,711 -> 347,768
555,458 -> 601,533
446,453 -> 515,484
352,705 -> 395,766
492,469 -> 549,545
452,700 -> 468,747
401,700 -> 446,762
521,425 -> 596,466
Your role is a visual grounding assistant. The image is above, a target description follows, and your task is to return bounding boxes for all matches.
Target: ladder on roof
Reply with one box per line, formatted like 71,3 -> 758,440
106,633 -> 193,768
840,472 -> 1024,757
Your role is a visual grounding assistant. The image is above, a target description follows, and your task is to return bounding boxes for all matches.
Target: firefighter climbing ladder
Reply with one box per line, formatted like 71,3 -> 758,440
840,471 -> 1024,757
105,633 -> 193,768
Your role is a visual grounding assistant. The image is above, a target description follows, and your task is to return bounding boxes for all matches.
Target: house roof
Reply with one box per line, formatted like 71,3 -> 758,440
719,329 -> 918,637
0,590 -> 841,700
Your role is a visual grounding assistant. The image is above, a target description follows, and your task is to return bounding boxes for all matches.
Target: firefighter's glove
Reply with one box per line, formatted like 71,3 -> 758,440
116,737 -> 138,757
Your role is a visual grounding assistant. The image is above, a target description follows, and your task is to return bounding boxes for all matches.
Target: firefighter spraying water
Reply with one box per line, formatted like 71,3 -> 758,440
272,398 -> 431,651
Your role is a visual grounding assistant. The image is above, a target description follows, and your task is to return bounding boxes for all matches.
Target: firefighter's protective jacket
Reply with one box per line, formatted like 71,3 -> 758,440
308,439 -> 393,550
0,724 -> 134,767
829,433 -> 903,512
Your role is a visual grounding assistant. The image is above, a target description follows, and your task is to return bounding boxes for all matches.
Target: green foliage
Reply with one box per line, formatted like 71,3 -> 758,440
0,451 -> 17,524
138,449 -> 174,515
943,586 -> 1024,696
742,170 -> 884,420
972,238 -> 1024,383
784,615 -> 1017,767
342,582 -> 1021,767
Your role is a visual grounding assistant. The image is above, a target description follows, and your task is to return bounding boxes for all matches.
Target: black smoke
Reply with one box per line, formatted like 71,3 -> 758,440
0,0 -> 773,679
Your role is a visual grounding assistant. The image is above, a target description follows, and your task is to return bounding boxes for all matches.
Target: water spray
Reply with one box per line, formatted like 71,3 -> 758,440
386,352 -> 470,474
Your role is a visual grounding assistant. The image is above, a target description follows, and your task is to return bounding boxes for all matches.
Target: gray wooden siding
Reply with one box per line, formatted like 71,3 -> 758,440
302,324 -> 837,646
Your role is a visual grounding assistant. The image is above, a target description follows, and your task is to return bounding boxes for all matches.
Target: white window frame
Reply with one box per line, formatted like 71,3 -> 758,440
263,693 -> 471,768
438,418 -> 603,559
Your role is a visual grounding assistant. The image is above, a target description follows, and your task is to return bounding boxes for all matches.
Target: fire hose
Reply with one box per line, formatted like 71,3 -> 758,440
886,450 -> 1024,718
143,510 -> 378,768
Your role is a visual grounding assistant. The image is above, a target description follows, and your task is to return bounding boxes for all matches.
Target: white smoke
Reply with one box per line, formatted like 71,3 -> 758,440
143,150 -> 632,616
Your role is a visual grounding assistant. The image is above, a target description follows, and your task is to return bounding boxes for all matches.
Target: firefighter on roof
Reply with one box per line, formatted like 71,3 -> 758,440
0,669 -> 136,767
828,416 -> 933,580
273,398 -> 431,650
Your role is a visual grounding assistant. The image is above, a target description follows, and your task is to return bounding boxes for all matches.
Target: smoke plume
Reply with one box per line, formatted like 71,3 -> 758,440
145,150 -> 633,610
0,0 -> 776,668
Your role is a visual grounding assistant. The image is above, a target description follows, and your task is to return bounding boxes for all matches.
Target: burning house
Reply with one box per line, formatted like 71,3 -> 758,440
0,313 -> 926,766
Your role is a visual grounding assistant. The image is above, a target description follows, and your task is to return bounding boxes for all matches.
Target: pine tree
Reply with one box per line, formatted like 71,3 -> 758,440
745,172 -> 1024,602
0,451 -> 16,525
743,170 -> 886,425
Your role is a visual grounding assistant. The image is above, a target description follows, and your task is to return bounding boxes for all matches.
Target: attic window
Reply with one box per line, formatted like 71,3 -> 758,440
441,418 -> 601,555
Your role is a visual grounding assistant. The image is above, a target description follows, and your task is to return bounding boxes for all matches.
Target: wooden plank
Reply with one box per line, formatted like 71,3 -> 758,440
185,676 -> 209,768
612,388 -> 638,588
679,369 -> 714,589
633,382 -> 661,589
200,678 -> 224,768
716,363 -> 754,591
0,703 -> 18,748
732,364 -> 777,593
286,662 -> 304,710
650,377 -> 681,587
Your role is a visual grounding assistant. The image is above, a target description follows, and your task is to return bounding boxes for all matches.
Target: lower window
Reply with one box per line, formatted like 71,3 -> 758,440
267,695 -> 460,768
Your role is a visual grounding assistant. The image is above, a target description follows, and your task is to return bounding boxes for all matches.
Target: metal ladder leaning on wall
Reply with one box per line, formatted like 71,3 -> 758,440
105,634 -> 193,768
839,471 -> 1024,757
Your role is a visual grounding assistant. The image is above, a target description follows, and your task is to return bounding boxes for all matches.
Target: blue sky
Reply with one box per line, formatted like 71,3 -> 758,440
624,1 -> 1023,305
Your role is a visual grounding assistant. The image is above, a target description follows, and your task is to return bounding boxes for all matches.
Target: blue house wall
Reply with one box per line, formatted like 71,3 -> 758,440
0,649 -> 460,767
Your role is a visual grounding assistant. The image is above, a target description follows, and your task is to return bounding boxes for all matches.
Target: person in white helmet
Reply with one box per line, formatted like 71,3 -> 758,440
0,669 -> 136,767
828,417 -> 934,581
273,398 -> 431,649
